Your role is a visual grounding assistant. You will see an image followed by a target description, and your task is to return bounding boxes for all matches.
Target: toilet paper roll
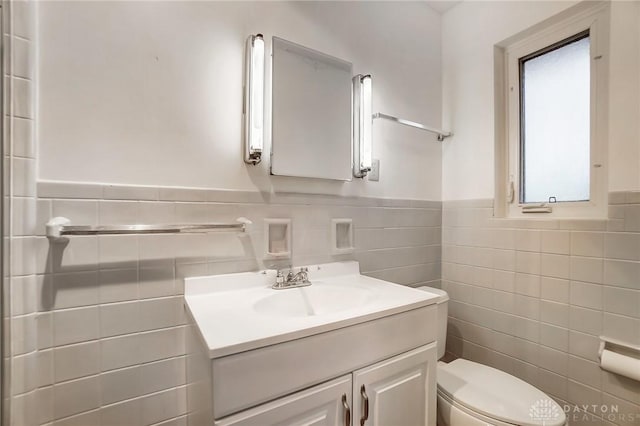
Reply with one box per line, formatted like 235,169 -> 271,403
600,349 -> 640,382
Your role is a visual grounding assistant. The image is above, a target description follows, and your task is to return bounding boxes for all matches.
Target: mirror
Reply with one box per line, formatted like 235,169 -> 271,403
270,37 -> 353,181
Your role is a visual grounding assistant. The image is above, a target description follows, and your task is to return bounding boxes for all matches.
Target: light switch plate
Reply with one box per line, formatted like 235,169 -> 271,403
369,159 -> 380,181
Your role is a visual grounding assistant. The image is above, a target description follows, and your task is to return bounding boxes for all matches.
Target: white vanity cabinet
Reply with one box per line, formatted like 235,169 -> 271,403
183,262 -> 442,426
214,343 -> 437,426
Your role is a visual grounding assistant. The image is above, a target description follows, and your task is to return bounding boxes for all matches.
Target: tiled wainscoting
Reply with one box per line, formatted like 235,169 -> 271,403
5,0 -> 39,425
10,181 -> 441,426
442,193 -> 640,425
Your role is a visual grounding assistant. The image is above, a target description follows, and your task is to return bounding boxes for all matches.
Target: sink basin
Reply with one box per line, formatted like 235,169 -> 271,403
253,283 -> 375,318
184,261 -> 439,358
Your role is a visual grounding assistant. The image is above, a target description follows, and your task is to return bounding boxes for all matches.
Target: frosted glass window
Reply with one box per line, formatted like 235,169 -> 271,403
520,33 -> 590,203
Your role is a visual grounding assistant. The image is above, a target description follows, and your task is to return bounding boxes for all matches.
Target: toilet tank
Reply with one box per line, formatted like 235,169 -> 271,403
417,286 -> 449,360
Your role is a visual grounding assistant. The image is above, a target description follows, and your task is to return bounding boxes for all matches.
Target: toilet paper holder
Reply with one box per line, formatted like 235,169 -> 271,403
598,336 -> 640,382
598,336 -> 640,360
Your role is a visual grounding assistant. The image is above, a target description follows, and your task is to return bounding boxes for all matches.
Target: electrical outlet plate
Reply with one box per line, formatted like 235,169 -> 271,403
369,159 -> 380,181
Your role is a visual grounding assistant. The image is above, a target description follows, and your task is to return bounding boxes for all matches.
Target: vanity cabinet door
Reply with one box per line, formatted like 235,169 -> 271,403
214,375 -> 353,426
352,343 -> 437,426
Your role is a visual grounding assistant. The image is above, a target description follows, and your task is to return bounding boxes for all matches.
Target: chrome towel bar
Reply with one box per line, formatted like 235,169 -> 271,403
46,217 -> 252,239
373,112 -> 453,141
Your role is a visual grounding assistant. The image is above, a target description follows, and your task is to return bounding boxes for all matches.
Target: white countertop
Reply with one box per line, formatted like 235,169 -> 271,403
184,261 -> 439,358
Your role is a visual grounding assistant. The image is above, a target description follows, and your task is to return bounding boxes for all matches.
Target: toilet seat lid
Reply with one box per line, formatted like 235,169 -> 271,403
438,359 -> 566,426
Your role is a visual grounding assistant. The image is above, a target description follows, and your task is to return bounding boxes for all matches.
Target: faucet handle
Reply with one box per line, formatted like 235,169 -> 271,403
299,267 -> 310,282
275,270 -> 285,286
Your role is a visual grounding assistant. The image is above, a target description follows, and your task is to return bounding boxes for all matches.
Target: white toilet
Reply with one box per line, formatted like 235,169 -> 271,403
419,287 -> 566,426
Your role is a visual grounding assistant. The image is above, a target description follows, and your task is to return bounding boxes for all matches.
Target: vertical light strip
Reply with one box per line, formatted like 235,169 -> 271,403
360,75 -> 372,172
353,74 -> 372,178
244,34 -> 264,165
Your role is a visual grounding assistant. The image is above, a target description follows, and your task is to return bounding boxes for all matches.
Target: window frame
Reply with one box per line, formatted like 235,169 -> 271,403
502,4 -> 609,218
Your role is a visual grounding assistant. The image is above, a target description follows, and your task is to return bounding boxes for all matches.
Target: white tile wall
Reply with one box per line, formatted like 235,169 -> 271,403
443,195 -> 640,424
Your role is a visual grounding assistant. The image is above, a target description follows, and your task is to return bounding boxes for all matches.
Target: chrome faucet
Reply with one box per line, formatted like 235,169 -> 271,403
272,267 -> 311,289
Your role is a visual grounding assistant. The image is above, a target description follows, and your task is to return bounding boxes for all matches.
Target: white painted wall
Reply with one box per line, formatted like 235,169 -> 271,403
38,1 -> 443,201
442,1 -> 640,200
